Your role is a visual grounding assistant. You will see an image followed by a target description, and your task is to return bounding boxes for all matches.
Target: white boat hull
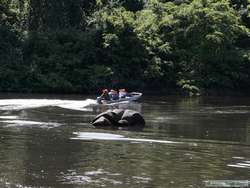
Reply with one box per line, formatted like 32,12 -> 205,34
97,92 -> 142,104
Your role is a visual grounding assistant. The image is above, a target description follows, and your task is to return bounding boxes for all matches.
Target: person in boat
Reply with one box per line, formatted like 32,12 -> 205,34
100,89 -> 110,101
119,89 -> 127,98
108,89 -> 119,100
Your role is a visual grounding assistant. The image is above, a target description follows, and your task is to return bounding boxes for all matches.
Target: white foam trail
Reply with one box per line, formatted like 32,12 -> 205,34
57,99 -> 97,111
0,99 -> 97,111
71,132 -> 180,144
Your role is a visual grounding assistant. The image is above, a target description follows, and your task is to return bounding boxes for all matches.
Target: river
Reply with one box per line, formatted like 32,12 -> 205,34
0,94 -> 249,188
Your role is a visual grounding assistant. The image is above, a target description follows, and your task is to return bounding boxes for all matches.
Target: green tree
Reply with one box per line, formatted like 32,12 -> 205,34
89,6 -> 149,89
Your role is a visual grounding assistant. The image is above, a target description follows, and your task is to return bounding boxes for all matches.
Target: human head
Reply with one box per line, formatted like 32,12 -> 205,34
110,89 -> 117,93
102,89 -> 108,93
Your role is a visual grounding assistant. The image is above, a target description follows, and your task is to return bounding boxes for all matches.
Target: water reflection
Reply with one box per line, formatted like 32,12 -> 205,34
71,132 -> 180,144
92,101 -> 142,113
143,96 -> 250,143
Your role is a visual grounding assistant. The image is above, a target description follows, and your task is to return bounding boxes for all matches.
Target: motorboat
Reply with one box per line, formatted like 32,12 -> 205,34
96,92 -> 142,104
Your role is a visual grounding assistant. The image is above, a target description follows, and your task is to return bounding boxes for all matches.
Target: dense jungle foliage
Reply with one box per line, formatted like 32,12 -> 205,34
0,0 -> 250,95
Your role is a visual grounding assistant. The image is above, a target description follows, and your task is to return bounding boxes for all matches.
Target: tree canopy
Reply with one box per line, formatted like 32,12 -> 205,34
0,0 -> 250,94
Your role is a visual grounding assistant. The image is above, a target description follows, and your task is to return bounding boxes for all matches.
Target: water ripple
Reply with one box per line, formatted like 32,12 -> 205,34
228,157 -> 250,169
0,116 -> 19,119
60,169 -> 123,186
0,120 -> 61,129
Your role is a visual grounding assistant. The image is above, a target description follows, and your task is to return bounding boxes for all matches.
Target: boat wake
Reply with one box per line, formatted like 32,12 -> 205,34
0,99 -> 97,111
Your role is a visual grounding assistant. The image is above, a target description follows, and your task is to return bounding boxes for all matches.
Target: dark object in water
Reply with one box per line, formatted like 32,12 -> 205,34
91,109 -> 145,127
